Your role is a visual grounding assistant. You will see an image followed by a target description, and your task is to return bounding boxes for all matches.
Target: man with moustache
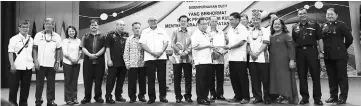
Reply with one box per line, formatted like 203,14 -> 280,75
223,13 -> 250,104
80,19 -> 106,104
104,20 -> 129,104
291,8 -> 324,105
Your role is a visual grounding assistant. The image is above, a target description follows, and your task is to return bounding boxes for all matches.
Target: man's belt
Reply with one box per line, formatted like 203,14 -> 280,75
297,45 -> 317,49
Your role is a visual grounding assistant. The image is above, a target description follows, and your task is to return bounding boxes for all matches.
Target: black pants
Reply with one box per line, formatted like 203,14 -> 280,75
249,62 -> 270,101
83,63 -> 105,99
209,64 -> 224,97
35,67 -> 56,102
229,61 -> 250,100
106,66 -> 127,98
325,59 -> 349,100
296,47 -> 322,100
195,64 -> 212,101
128,67 -> 147,101
63,63 -> 80,102
8,69 -> 32,106
145,60 -> 167,101
173,63 -> 192,100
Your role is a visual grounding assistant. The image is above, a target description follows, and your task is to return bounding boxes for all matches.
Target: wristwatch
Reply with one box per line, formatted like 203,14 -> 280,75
320,51 -> 324,54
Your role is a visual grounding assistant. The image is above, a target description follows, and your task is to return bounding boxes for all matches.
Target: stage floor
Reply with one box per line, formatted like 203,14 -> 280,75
2,78 -> 361,106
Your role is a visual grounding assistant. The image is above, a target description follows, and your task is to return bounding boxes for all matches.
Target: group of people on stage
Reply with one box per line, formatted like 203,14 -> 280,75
8,7 -> 353,106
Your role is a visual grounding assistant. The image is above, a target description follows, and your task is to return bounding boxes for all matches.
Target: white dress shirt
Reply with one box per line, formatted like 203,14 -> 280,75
139,27 -> 170,61
191,29 -> 213,65
8,33 -> 34,70
248,27 -> 270,63
227,24 -> 248,62
34,31 -> 62,67
62,38 -> 81,65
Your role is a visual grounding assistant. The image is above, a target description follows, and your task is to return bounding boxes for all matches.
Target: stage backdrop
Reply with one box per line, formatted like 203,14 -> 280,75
79,1 -> 360,77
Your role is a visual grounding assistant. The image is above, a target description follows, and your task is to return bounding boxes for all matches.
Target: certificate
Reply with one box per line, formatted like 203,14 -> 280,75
212,34 -> 225,47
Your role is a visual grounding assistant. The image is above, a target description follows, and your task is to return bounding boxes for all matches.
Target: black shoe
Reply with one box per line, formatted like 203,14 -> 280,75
240,99 -> 250,104
314,100 -> 323,105
185,98 -> 193,103
336,99 -> 346,104
325,97 -> 338,103
19,102 -> 28,106
217,95 -> 226,100
206,99 -> 214,103
115,96 -> 126,102
47,101 -> 57,106
35,101 -> 43,106
176,99 -> 182,103
147,100 -> 155,104
276,96 -> 285,103
81,98 -> 91,104
299,99 -> 309,104
72,99 -> 79,104
139,97 -> 147,102
252,99 -> 263,104
105,97 -> 115,104
197,99 -> 210,105
66,101 -> 74,105
94,97 -> 104,103
129,100 -> 136,103
228,98 -> 241,103
210,95 -> 216,100
160,98 -> 168,103
264,100 -> 271,104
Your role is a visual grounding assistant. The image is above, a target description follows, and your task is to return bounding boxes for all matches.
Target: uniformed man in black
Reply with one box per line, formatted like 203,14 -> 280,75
291,8 -> 324,105
80,19 -> 106,104
322,8 -> 353,105
105,20 -> 129,104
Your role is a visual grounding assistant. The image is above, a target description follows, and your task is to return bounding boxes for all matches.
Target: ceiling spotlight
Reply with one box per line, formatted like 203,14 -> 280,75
315,1 -> 324,9
304,5 -> 310,9
112,12 -> 117,17
100,13 -> 108,20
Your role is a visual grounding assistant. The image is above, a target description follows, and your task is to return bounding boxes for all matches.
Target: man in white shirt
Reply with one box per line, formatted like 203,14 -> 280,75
222,13 -> 250,104
191,17 -> 213,105
33,18 -> 62,106
247,9 -> 271,104
8,20 -> 34,106
139,16 -> 169,104
208,16 -> 227,101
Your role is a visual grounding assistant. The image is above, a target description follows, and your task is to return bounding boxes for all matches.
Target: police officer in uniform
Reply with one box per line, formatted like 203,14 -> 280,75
291,8 -> 323,105
322,8 -> 353,105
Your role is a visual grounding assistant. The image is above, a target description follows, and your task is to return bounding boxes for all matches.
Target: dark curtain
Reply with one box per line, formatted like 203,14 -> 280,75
1,1 -> 17,88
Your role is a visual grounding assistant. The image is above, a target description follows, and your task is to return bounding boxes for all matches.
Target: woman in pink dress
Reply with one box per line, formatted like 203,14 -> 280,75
269,19 -> 299,104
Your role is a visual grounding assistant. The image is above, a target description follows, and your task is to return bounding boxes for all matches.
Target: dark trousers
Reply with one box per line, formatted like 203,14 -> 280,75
35,67 -> 56,102
173,63 -> 193,99
63,63 -> 80,102
296,47 -> 322,100
195,64 -> 212,101
8,69 -> 32,106
83,63 -> 105,99
209,64 -> 224,97
325,59 -> 349,100
106,66 -> 127,98
229,61 -> 250,100
249,62 -> 270,101
128,67 -> 147,101
145,60 -> 167,101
